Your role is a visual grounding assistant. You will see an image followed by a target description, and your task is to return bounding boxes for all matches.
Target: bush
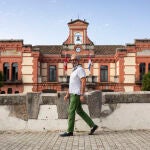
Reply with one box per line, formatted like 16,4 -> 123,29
142,72 -> 150,91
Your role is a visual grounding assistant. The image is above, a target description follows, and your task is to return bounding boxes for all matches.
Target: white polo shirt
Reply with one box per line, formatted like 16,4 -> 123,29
69,65 -> 86,95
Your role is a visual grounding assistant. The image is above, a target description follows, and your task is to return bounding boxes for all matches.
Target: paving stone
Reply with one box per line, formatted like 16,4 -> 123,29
0,130 -> 150,149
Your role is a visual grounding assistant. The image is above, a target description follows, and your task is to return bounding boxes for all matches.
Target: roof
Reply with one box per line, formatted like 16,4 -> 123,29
0,39 -> 23,42
32,45 -> 125,56
94,45 -> 125,55
68,19 -> 89,25
135,39 -> 150,42
32,45 -> 62,54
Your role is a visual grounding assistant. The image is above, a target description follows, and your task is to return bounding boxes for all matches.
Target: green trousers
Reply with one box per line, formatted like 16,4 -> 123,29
67,94 -> 95,133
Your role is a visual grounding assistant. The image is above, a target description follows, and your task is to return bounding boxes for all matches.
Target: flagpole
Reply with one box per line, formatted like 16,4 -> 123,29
88,53 -> 92,76
64,53 -> 68,79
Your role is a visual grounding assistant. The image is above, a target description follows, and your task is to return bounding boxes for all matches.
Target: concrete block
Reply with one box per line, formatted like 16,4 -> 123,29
86,91 -> 102,118
105,92 -> 150,103
57,92 -> 69,119
40,93 -> 57,105
26,92 -> 41,119
0,94 -> 26,105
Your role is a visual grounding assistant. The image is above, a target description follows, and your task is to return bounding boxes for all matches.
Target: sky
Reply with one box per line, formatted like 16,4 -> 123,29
0,0 -> 150,46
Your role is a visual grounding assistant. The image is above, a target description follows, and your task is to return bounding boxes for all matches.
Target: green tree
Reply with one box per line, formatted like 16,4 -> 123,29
142,72 -> 150,91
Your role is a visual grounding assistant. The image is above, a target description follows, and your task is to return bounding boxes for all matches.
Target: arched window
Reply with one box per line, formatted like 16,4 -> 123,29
149,63 -> 150,72
100,65 -> 108,82
12,63 -> 18,81
3,63 -> 9,81
139,63 -> 145,81
49,65 -> 56,82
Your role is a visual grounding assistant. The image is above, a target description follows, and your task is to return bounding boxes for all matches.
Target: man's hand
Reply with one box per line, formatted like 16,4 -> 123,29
80,95 -> 85,102
80,77 -> 86,102
64,95 -> 69,101
64,90 -> 69,101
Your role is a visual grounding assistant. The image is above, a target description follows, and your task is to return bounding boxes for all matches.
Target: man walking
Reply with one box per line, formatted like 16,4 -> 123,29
60,54 -> 98,137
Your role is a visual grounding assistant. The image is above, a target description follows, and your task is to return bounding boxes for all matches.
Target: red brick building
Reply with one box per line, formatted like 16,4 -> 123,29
0,19 -> 150,94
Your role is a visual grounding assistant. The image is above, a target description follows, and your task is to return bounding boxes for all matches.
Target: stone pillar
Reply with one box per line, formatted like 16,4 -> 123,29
26,92 -> 41,119
86,90 -> 102,118
57,92 -> 69,119
0,94 -> 28,121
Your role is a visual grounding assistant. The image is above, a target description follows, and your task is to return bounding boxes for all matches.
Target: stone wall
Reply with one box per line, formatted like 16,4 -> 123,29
0,91 -> 150,131
103,91 -> 150,103
0,91 -> 102,121
0,94 -> 28,120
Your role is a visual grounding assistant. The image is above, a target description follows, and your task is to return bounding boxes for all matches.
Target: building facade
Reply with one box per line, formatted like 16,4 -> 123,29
0,19 -> 150,94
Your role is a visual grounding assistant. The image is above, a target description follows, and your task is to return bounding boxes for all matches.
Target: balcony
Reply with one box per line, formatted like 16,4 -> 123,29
58,76 -> 70,83
4,80 -> 22,84
86,76 -> 97,83
58,76 -> 98,83
58,75 -> 98,90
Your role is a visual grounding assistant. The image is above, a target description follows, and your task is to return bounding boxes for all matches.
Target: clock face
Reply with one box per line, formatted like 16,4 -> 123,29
74,32 -> 82,44
76,47 -> 81,52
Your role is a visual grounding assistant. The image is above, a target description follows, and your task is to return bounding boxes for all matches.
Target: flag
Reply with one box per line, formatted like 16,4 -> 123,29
64,56 -> 68,72
88,55 -> 92,71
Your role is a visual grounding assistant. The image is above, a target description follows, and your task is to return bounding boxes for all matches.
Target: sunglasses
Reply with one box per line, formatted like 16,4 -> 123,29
70,59 -> 77,62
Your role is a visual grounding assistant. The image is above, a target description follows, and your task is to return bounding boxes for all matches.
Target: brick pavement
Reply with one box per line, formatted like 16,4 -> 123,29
0,130 -> 150,150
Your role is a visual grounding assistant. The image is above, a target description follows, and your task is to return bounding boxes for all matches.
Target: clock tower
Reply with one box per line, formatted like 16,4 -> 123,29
63,19 -> 94,55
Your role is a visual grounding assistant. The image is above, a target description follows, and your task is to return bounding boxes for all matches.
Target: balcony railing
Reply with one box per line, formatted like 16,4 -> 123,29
58,76 -> 70,83
4,80 -> 22,84
58,76 -> 98,83
86,76 -> 97,83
